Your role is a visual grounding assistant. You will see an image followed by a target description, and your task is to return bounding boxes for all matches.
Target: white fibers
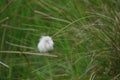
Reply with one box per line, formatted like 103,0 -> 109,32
38,36 -> 54,52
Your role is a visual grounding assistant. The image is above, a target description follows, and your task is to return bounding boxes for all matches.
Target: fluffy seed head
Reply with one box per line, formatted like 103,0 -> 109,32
38,36 -> 54,52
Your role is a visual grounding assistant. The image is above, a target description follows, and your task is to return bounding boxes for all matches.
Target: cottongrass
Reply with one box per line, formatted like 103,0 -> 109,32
38,36 -> 54,52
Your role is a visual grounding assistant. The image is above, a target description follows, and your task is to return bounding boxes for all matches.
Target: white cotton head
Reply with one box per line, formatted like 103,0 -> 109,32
38,36 -> 54,52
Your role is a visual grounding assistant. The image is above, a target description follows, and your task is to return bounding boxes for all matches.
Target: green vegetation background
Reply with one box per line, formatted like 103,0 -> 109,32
0,0 -> 120,80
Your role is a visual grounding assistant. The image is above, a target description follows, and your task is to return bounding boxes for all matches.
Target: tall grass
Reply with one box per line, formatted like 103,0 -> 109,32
0,0 -> 120,80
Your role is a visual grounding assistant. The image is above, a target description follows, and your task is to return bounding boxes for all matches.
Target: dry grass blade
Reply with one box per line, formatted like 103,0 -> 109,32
6,41 -> 35,50
53,16 -> 92,37
89,71 -> 96,80
0,17 -> 9,24
0,61 -> 9,68
1,24 -> 36,31
0,0 -> 16,14
79,64 -> 96,79
111,73 -> 120,80
34,10 -> 71,24
86,11 -> 114,21
0,51 -> 58,57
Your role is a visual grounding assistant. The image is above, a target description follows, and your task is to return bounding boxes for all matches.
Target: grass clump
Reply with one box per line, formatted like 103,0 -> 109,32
0,0 -> 120,80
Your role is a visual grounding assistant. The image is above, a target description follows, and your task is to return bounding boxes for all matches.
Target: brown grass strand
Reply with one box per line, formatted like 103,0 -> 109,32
0,51 -> 58,57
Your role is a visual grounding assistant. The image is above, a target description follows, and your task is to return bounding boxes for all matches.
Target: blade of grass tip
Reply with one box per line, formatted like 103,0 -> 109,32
34,10 -> 71,24
6,41 -> 35,50
0,17 -> 9,24
0,61 -> 9,68
0,51 -> 58,57
52,16 -> 93,37
1,24 -> 36,31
